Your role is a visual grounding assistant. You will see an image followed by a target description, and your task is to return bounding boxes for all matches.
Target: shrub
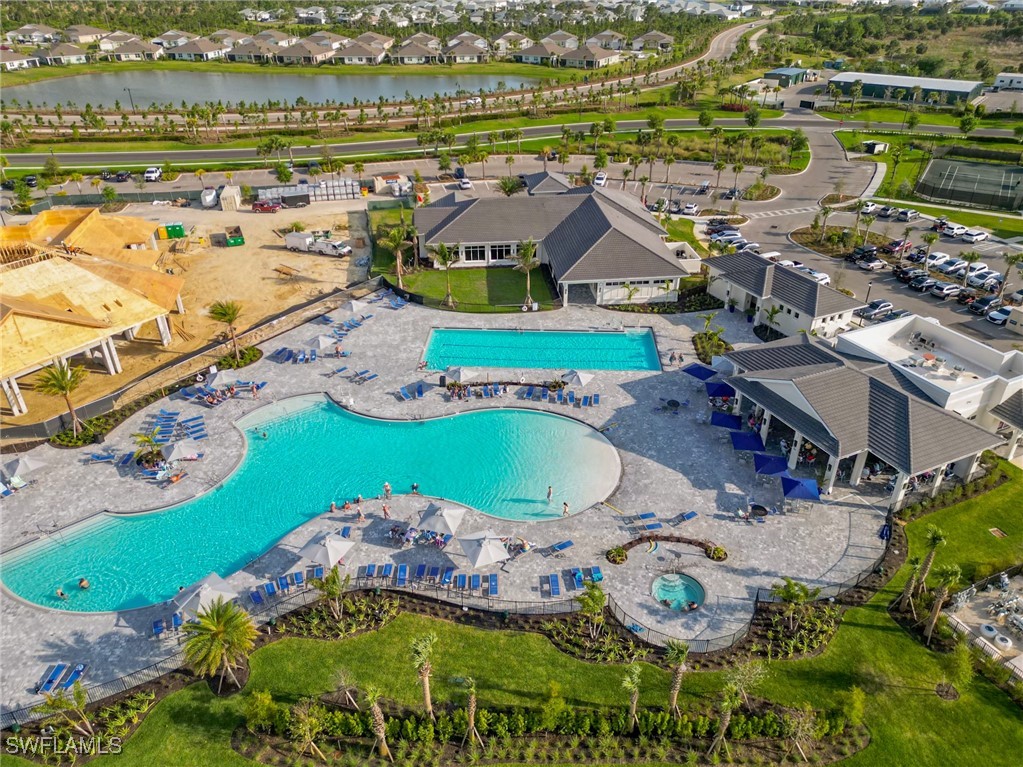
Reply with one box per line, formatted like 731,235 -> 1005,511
606,546 -> 628,565
845,687 -> 866,727
245,690 -> 279,734
216,346 -> 262,370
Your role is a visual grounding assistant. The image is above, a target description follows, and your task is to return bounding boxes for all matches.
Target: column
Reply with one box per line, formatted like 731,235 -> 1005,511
1007,429 -> 1021,461
1,379 -> 25,417
759,412 -> 773,445
889,471 -> 910,511
8,376 -> 27,414
175,294 -> 185,314
732,392 -> 745,416
930,469 -> 944,499
156,315 -> 173,347
823,456 -> 838,495
849,451 -> 869,487
561,284 -> 568,307
123,326 -> 136,341
787,432 -> 803,470
98,341 -> 116,375
105,337 -> 123,374
953,453 -> 980,483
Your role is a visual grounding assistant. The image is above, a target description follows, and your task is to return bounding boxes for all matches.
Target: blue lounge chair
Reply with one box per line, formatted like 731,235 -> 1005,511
488,573 -> 499,596
416,383 -> 424,398
361,374 -> 378,383
427,566 -> 440,582
591,566 -> 604,583
441,567 -> 454,586
36,664 -> 68,694
550,574 -> 561,597
593,394 -> 601,406
180,415 -> 205,425
456,574 -> 467,590
541,388 -> 549,402
89,452 -> 116,463
645,522 -> 663,531
328,366 -> 348,377
279,349 -> 294,363
264,581 -> 277,598
269,347 -> 287,362
396,564 -> 409,586
681,511 -> 698,522
295,351 -> 306,364
638,512 -> 656,520
380,564 -> 394,580
552,540 -> 574,552
568,391 -> 576,406
415,564 -> 427,581
482,386 -> 491,399
153,619 -> 165,638
309,349 -> 317,362
293,571 -> 305,588
341,526 -> 351,538
524,385 -> 535,400
188,431 -> 209,441
556,389 -> 564,404
581,395 -> 591,407
399,386 -> 413,401
471,574 -> 481,592
312,566 -> 325,580
277,575 -> 291,593
351,370 -> 369,381
172,613 -> 183,631
118,453 -> 134,467
364,564 -> 376,579
250,590 -> 264,606
159,409 -> 180,417
572,569 -> 584,590
59,664 -> 87,690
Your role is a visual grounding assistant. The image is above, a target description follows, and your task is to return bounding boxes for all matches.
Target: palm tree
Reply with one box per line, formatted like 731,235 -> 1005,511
707,686 -> 741,760
922,232 -> 939,257
513,239 -> 540,306
289,699 -> 327,761
365,685 -> 393,761
209,300 -> 243,362
461,676 -> 484,749
818,205 -> 833,243
861,214 -> 877,245
698,312 -> 717,333
999,252 -> 1023,295
131,428 -> 164,464
764,304 -> 783,328
732,162 -> 745,195
714,159 -> 726,189
898,556 -> 923,619
622,663 -> 641,732
663,155 -> 675,184
621,167 -> 631,190
638,175 -> 650,205
69,172 -> 84,195
182,597 -> 257,693
384,226 -> 411,290
925,564 -> 962,645
428,242 -> 459,307
540,145 -> 552,172
574,581 -> 606,639
411,632 -> 438,720
915,525 -> 947,595
710,126 -> 725,160
958,251 -> 982,287
37,361 -> 88,437
32,680 -> 93,737
664,639 -> 690,718
194,168 -> 206,190
311,565 -> 349,621
353,161 -> 365,180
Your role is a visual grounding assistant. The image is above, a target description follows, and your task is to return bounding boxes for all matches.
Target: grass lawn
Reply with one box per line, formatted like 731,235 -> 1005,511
664,218 -> 709,257
865,201 -> 1023,242
401,267 -> 557,311
817,107 -> 1013,130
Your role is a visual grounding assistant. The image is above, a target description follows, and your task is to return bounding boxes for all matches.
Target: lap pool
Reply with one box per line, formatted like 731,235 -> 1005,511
0,397 -> 619,613
423,328 -> 660,371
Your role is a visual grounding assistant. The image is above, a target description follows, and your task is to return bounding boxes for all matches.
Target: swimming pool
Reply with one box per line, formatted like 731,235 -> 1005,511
0,397 -> 619,613
423,328 -> 660,371
652,574 -> 706,612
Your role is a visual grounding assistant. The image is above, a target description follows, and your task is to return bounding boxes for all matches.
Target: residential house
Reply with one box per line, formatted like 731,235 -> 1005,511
151,30 -> 197,49
98,31 -> 141,52
64,25 -> 109,44
390,41 -> 442,64
585,29 -> 626,50
277,39 -> 336,65
354,32 -> 395,50
337,42 -> 388,64
240,8 -> 274,22
33,43 -> 89,66
413,181 -> 690,306
632,30 -> 674,51
401,32 -> 442,51
254,29 -> 299,47
208,29 -> 253,47
540,30 -> 579,49
227,39 -> 280,63
1003,0 -> 1023,10
111,40 -> 164,61
166,38 -> 230,62
5,24 -> 61,45
444,41 -> 489,63
492,31 -> 533,53
0,50 -> 39,71
306,31 -> 351,50
961,0 -> 993,11
560,44 -> 621,69
295,6 -> 330,23
447,31 -> 489,50
703,251 -> 864,339
513,41 -> 567,66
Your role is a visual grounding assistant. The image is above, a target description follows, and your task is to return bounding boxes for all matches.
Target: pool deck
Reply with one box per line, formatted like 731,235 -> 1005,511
0,295 -> 887,716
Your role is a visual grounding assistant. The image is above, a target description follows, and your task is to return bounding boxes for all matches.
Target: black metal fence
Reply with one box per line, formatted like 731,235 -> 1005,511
606,594 -> 753,652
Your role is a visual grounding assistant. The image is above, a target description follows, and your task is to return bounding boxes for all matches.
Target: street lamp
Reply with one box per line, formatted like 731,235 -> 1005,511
123,87 -> 136,113
865,281 -> 874,304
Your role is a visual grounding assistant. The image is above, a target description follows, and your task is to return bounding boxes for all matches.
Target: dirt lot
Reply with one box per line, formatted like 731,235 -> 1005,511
5,201 -> 375,426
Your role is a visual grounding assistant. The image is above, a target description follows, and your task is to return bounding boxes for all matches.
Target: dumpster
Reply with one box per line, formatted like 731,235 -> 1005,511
166,222 -> 186,239
157,225 -> 168,239
225,225 -> 244,247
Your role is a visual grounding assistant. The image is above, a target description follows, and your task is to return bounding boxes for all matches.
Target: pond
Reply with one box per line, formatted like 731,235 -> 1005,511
3,70 -> 533,108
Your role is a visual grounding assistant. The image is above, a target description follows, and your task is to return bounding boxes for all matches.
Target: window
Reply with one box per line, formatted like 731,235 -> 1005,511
786,307 -> 792,315
463,245 -> 486,262
490,243 -> 514,261
794,312 -> 800,319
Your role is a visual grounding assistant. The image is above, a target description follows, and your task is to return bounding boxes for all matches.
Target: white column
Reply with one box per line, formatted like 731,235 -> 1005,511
156,315 -> 173,347
175,294 -> 185,314
561,284 -> 568,307
953,454 -> 980,483
105,338 -> 123,374
850,451 -> 870,487
732,392 -> 745,416
1007,429 -> 1021,461
930,469 -> 945,499
8,376 -> 27,413
2,379 -> 26,417
787,431 -> 803,470
889,471 -> 910,511
823,457 -> 838,495
759,412 -> 772,444
123,326 -> 136,341
98,341 -> 116,375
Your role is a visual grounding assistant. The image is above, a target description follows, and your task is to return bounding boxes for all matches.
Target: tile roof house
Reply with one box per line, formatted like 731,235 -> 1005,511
0,50 -> 40,71
354,32 -> 395,50
402,32 -> 442,50
165,37 -> 230,61
306,31 -> 352,50
255,29 -> 300,47
513,41 -> 568,66
208,29 -> 253,47
444,41 -> 489,63
337,42 -> 388,64
277,39 -> 336,65
560,43 -> 621,68
32,43 -> 89,66
110,40 -> 164,61
227,39 -> 280,63
447,31 -> 489,50
64,25 -> 109,44
413,180 -> 690,306
492,31 -> 534,53
390,41 -> 442,64
540,30 -> 579,49
98,31 -> 141,52
632,30 -> 675,51
585,29 -> 627,50
5,24 -> 61,45
151,30 -> 197,48
704,251 -> 864,339
723,334 -> 1004,506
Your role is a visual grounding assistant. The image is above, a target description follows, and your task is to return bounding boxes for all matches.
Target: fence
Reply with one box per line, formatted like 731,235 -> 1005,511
378,275 -> 562,314
367,198 -> 415,212
606,594 -> 753,652
946,563 -> 1023,683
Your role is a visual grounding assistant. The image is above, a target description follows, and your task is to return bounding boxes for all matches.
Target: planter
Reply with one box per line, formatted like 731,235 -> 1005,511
746,313 -> 754,323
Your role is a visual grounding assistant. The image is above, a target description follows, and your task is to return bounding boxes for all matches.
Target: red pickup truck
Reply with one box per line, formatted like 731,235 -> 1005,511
251,200 -> 281,213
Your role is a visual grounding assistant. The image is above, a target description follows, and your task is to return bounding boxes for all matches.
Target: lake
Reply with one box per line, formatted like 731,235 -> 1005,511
3,70 -> 531,108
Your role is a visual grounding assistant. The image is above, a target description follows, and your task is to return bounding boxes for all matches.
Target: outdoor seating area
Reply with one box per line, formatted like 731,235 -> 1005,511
950,571 -> 1023,665
32,663 -> 87,695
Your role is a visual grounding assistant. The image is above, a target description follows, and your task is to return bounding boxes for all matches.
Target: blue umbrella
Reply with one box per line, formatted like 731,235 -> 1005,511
710,411 -> 742,430
781,476 -> 821,501
753,453 -> 789,476
706,381 -> 736,398
730,431 -> 765,452
682,363 -> 717,381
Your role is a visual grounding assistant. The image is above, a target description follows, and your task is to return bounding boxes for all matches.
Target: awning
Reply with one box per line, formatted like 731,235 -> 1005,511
418,506 -> 466,536
753,453 -> 789,476
706,381 -> 737,398
297,532 -> 355,569
446,367 -> 477,383
173,572 -> 238,619
710,411 -> 742,430
458,529 -> 510,568
682,363 -> 717,381
562,370 -> 594,387
309,334 -> 340,350
730,431 -> 765,452
781,476 -> 821,501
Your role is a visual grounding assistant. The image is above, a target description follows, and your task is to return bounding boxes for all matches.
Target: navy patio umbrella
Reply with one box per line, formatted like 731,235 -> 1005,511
781,476 -> 821,501
710,411 -> 742,430
706,381 -> 736,398
730,431 -> 765,452
753,453 -> 789,476
682,363 -> 717,381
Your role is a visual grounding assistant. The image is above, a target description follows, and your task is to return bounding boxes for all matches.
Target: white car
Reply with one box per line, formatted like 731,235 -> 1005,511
968,269 -> 1002,289
711,232 -> 744,243
464,96 -> 483,107
143,167 -> 162,182
457,178 -> 473,190
943,224 -> 967,238
962,230 -> 989,243
962,262 -> 989,278
682,203 -> 700,215
860,202 -> 877,214
924,252 -> 950,268
987,306 -> 1012,326
593,171 -> 608,187
797,266 -> 831,285
936,259 -> 967,276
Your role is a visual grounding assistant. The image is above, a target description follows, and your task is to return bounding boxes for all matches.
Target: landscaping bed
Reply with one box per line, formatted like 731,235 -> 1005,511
790,226 -> 891,260
605,286 -> 723,315
742,184 -> 781,202
692,330 -> 733,365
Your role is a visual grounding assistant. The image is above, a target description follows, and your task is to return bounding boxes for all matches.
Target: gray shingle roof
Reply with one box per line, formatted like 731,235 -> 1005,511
726,334 -> 841,372
990,389 -> 1023,431
522,171 -> 574,194
561,43 -> 619,63
830,71 -> 982,93
704,251 -> 772,297
393,41 -> 437,58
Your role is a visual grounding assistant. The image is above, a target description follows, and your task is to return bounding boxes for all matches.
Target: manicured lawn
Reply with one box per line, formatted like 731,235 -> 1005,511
665,218 -> 710,257
402,266 -> 557,311
865,202 -> 1023,242
818,107 -> 1012,130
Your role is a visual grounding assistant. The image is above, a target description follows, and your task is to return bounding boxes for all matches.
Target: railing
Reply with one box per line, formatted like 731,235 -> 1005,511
349,576 -> 580,616
945,564 -> 1023,683
606,593 -> 753,652
754,547 -> 890,605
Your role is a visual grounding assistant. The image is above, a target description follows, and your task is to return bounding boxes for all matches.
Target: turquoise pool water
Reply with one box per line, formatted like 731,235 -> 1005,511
652,574 -> 706,612
423,328 -> 660,371
0,398 -> 619,613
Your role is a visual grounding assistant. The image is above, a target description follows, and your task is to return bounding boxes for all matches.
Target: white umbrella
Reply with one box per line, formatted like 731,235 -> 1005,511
203,370 -> 230,389
3,454 -> 47,479
562,370 -> 594,387
418,506 -> 466,536
309,334 -> 340,350
339,299 -> 370,314
459,529 -> 510,569
173,573 -> 238,619
297,532 -> 355,569
162,439 -> 202,462
447,367 -> 478,383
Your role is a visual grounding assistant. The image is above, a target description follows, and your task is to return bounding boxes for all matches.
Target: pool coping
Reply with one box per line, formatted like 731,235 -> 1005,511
0,392 -> 623,616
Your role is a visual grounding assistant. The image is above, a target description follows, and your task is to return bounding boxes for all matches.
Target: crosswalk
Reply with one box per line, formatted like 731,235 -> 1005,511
746,206 -> 819,219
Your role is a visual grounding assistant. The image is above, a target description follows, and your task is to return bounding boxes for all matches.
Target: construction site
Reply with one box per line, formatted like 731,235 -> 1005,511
0,202 -> 373,429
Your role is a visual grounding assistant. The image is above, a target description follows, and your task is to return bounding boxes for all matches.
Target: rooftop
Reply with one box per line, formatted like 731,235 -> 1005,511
830,71 -> 983,92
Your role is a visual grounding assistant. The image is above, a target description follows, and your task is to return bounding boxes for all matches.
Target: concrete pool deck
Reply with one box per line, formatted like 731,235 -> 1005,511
0,296 -> 887,717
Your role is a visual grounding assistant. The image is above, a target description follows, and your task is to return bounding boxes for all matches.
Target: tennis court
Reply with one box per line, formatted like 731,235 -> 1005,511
917,159 -> 1023,210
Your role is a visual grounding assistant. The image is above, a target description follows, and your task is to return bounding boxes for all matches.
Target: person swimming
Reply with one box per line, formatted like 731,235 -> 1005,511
78,578 -> 90,590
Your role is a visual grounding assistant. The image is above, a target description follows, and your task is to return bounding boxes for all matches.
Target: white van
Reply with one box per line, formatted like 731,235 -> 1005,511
143,167 -> 162,182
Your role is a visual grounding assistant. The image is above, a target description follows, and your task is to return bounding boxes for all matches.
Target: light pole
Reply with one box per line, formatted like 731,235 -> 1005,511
865,281 -> 874,304
123,87 -> 136,113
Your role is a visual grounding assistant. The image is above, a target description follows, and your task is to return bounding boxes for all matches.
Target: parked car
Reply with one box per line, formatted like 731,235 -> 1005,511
899,268 -> 928,284
924,251 -> 950,268
696,181 -> 710,195
251,200 -> 282,213
969,269 -> 1003,289
936,258 -> 967,276
881,239 -> 912,255
957,288 -> 981,306
962,230 -> 989,243
987,306 -> 1013,326
856,299 -> 894,320
906,250 -> 928,264
143,167 -> 162,182
909,275 -> 938,292
892,264 -> 917,280
931,216 -> 949,232
0,179 -> 14,190
669,200 -> 682,214
457,178 -> 474,190
860,202 -> 877,214
648,197 -> 668,212
942,224 -> 967,238
850,244 -> 878,259
878,205 -> 898,218
1006,289 -> 1023,306
114,170 -> 132,182
930,282 -> 962,300
881,309 -> 912,322
682,203 -> 700,215
99,169 -> 112,180
593,171 -> 608,187
711,231 -> 744,243
706,225 -> 739,235
24,175 -> 38,187
736,243 -> 761,253
896,208 -> 920,221
721,188 -> 740,200
797,266 -> 831,285
970,295 -> 1002,315
960,262 -> 989,281
858,257 -> 887,271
